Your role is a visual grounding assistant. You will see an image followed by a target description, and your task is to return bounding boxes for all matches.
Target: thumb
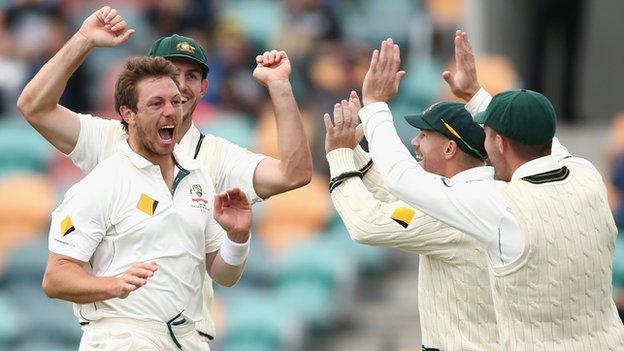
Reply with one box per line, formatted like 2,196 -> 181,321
395,70 -> 406,89
442,71 -> 454,87
113,29 -> 135,46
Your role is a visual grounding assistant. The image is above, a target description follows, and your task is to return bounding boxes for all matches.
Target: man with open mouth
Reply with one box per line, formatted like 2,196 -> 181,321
17,4 -> 312,346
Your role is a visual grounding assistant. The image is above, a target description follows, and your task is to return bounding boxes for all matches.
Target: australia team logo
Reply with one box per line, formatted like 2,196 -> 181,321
190,184 -> 209,212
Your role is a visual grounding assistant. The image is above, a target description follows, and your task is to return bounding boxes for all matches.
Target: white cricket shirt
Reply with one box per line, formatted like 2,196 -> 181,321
360,101 -> 580,267
49,140 -> 225,323
67,115 -> 266,203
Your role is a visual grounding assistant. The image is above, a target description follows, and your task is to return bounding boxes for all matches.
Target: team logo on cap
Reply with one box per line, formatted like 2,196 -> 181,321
422,102 -> 442,115
176,42 -> 196,54
60,215 -> 75,236
136,193 -> 158,216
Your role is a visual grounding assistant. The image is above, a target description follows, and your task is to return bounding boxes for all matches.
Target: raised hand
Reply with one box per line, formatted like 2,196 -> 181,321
214,188 -> 252,243
348,90 -> 365,143
78,6 -> 135,48
442,30 -> 480,102
362,38 -> 406,106
253,50 -> 292,86
324,97 -> 360,153
112,261 -> 158,299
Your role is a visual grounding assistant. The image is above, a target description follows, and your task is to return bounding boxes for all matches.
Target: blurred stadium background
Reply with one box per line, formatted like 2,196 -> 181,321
0,0 -> 623,350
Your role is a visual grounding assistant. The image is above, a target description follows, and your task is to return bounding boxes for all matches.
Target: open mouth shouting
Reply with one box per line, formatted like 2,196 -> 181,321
158,124 -> 175,144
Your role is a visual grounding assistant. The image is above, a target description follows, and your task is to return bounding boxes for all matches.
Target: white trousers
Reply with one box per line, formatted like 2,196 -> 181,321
79,317 -> 211,351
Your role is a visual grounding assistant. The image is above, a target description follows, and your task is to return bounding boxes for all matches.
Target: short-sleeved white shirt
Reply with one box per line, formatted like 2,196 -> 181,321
49,140 -> 225,323
67,114 -> 266,203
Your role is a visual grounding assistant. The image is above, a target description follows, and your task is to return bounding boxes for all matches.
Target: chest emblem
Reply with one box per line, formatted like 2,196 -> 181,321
190,184 -> 209,212
137,193 -> 159,216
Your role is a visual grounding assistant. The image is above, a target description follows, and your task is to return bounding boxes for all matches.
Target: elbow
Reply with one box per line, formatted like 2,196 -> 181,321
17,90 -> 41,123
285,162 -> 312,190
41,274 -> 59,299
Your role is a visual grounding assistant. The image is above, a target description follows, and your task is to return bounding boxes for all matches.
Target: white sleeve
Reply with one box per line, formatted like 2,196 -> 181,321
48,173 -> 109,262
328,148 -> 461,258
204,219 -> 226,254
353,144 -> 398,203
67,114 -> 125,174
203,136 -> 267,204
360,102 -> 506,248
465,87 -> 493,116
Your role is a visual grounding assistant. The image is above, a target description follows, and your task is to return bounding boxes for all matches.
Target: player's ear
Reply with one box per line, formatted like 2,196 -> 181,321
119,105 -> 136,127
444,140 -> 458,160
200,79 -> 208,98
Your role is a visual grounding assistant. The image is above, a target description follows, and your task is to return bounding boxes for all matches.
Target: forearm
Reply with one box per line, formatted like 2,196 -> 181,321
353,145 -> 397,202
43,255 -> 116,304
206,235 -> 249,287
18,33 -> 93,117
267,79 -> 312,188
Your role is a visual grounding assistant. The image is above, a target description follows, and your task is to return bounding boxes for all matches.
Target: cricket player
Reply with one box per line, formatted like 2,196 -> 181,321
42,53 -> 251,350
17,6 -> 312,341
360,38 -> 624,350
324,93 -> 499,350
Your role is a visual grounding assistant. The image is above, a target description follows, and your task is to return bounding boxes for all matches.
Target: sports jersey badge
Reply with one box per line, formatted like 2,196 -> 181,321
60,215 -> 75,236
136,193 -> 159,216
190,184 -> 209,212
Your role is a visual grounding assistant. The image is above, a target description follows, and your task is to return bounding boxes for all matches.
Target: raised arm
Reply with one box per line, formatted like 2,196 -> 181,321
16,6 -> 133,154
251,50 -> 312,199
360,39 -> 505,247
206,188 -> 251,287
325,100 -> 462,256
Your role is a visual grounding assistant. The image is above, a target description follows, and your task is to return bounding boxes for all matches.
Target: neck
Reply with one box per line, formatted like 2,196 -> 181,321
128,134 -> 175,190
443,159 -> 483,178
176,115 -> 193,143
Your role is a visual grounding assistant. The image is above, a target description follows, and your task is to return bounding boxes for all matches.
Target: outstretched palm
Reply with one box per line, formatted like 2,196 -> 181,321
442,30 -> 480,101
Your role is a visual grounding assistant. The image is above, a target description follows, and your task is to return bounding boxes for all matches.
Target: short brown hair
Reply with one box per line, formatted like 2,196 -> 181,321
114,56 -> 179,128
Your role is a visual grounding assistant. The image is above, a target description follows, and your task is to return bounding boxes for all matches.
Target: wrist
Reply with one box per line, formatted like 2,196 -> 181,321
74,31 -> 96,51
266,78 -> 292,90
460,85 -> 481,102
226,229 -> 250,244
219,235 -> 250,266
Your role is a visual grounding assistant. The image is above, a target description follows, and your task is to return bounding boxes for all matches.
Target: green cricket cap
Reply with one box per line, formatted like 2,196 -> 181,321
474,89 -> 556,145
405,102 -> 487,160
148,34 -> 209,78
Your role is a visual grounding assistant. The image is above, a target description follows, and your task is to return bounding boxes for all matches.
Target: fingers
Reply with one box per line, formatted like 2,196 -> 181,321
341,99 -> 355,126
96,6 -> 111,23
368,49 -> 379,73
255,54 -> 263,64
213,193 -> 224,216
104,8 -> 117,24
323,113 -> 334,133
333,102 -> 343,125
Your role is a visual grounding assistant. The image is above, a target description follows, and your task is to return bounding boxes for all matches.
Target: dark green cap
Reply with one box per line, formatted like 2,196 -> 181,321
474,89 -> 556,145
148,34 -> 209,78
405,102 -> 487,160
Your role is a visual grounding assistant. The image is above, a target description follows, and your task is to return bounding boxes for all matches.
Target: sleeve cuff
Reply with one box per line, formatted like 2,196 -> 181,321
359,101 -> 390,125
353,144 -> 371,170
465,87 -> 493,116
326,148 -> 358,178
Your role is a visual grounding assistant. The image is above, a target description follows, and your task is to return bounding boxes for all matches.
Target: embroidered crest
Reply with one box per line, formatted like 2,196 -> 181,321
176,42 -> 196,54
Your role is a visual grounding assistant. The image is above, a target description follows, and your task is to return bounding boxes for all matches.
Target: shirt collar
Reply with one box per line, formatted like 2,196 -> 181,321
119,139 -> 200,171
177,122 -> 201,156
451,166 -> 495,183
511,154 -> 560,181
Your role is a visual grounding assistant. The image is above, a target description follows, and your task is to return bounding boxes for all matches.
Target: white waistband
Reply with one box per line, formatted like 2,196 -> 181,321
85,316 -> 196,337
